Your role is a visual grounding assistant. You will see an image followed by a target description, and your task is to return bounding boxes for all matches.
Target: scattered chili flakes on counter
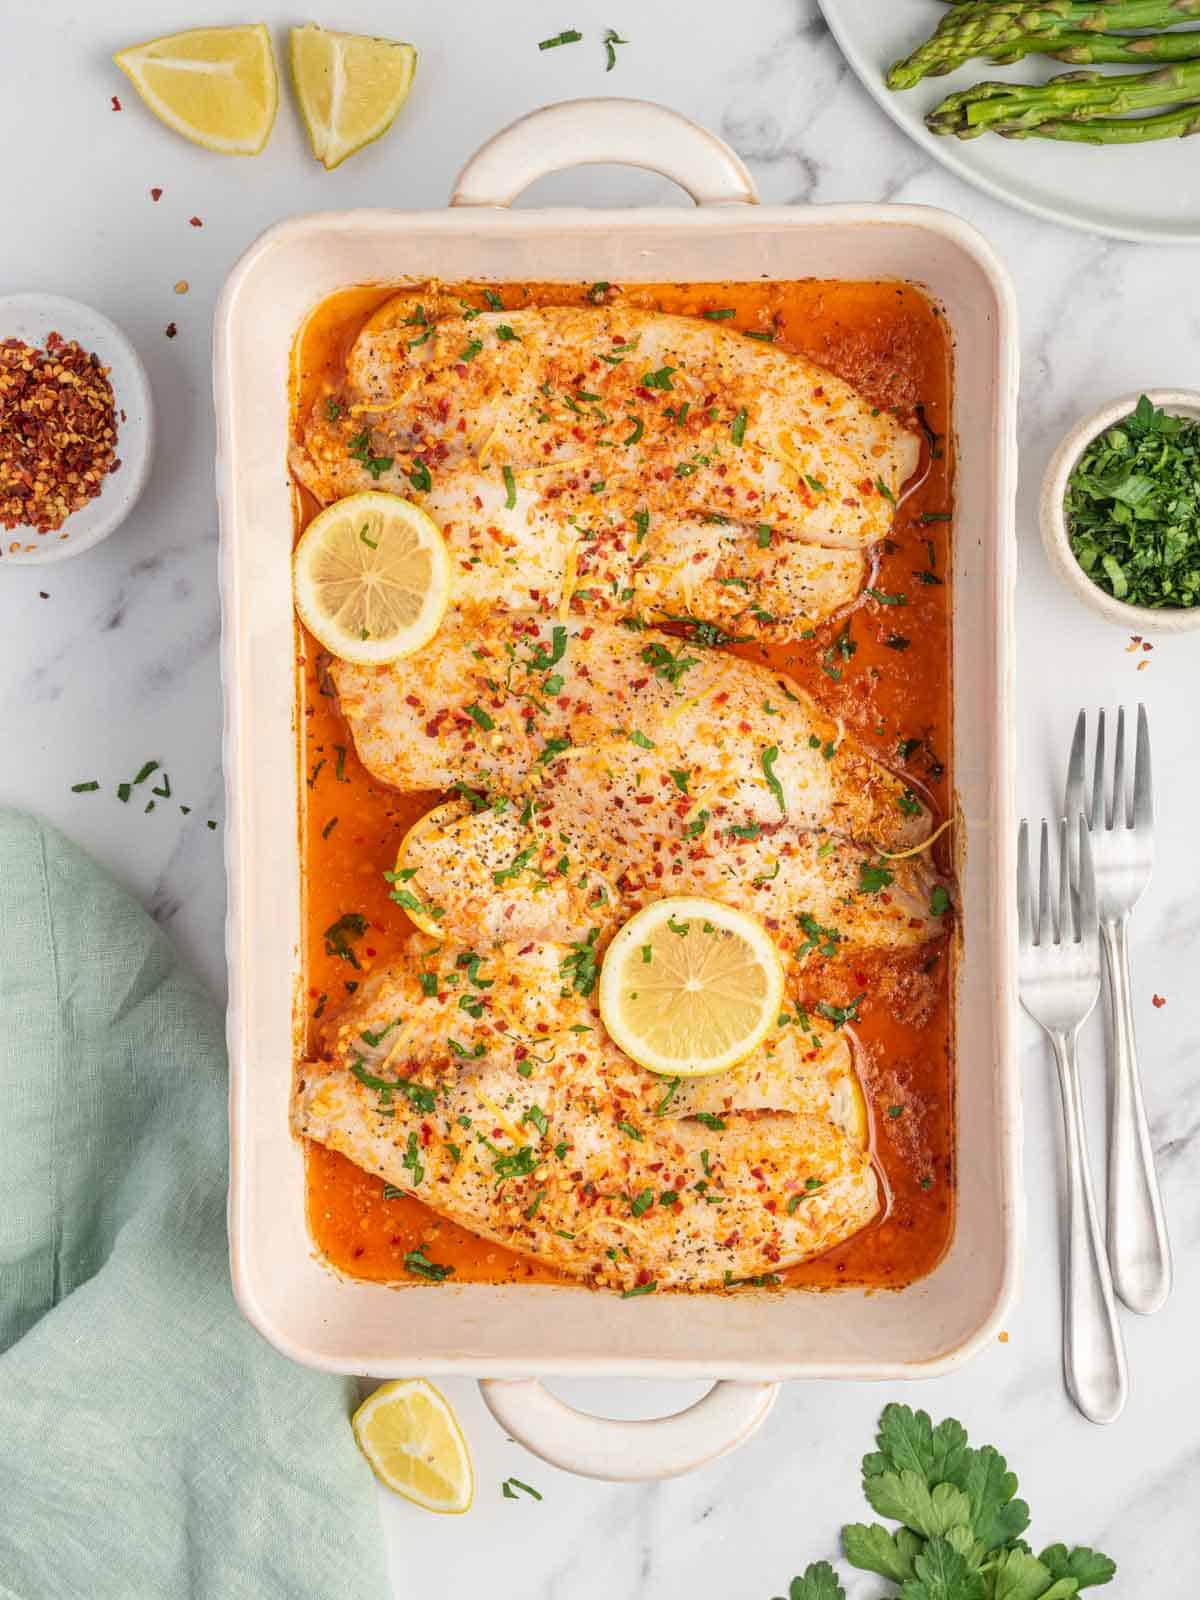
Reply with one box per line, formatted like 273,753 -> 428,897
111,95 -> 121,111
189,215 -> 203,228
1152,994 -> 1166,1008
150,187 -> 163,201
0,333 -> 119,540
165,322 -> 178,339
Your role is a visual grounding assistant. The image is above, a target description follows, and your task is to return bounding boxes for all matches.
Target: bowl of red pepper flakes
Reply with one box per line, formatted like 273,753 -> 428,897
0,293 -> 153,564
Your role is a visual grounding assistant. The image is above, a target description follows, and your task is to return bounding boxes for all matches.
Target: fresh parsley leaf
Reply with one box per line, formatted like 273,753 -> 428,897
403,1244 -> 454,1282
774,1562 -> 845,1600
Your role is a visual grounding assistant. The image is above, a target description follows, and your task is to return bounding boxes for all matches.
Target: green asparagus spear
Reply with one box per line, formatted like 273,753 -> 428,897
927,57 -> 1200,135
1048,29 -> 1200,63
888,0 -> 1200,89
1009,101 -> 1200,136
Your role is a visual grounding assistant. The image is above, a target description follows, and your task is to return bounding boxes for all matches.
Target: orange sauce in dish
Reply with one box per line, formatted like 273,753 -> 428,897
292,279 -> 955,1291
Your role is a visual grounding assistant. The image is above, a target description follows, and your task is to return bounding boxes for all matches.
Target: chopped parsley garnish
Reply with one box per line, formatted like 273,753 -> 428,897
930,884 -> 951,917
408,459 -> 432,493
761,745 -> 786,814
401,1132 -> 425,1186
493,845 -> 536,886
529,625 -> 567,672
669,768 -> 690,793
325,397 -> 342,421
404,1245 -> 454,1282
692,1112 -> 726,1131
630,1188 -> 655,1217
654,1076 -> 681,1115
744,330 -> 775,342
448,1037 -> 485,1059
795,912 -> 842,962
618,1120 -> 643,1142
560,927 -> 600,996
814,995 -> 863,1029
536,736 -> 572,766
641,641 -> 699,686
866,587 -> 907,606
71,780 -> 100,792
460,339 -> 482,362
493,1145 -> 538,1181
898,788 -> 923,817
684,810 -> 709,838
859,862 -> 895,894
628,728 -> 655,750
804,474 -> 827,495
523,1104 -> 549,1138
633,508 -> 649,543
876,476 -> 897,505
702,307 -> 735,320
641,366 -> 676,391
730,407 -> 747,446
538,27 -> 582,48
757,524 -> 772,548
660,615 -> 751,648
323,912 -> 368,968
621,1281 -> 657,1298
496,324 -> 520,342
503,464 -> 517,509
465,702 -> 495,732
347,430 -> 393,480
483,289 -> 504,310
419,972 -> 439,997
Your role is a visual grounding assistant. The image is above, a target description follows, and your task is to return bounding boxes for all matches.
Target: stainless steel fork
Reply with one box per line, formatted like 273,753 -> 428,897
1066,706 -> 1171,1316
1018,817 -> 1127,1425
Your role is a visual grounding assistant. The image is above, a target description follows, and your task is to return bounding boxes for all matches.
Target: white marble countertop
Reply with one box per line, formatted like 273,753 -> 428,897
3,1 -> 1198,1594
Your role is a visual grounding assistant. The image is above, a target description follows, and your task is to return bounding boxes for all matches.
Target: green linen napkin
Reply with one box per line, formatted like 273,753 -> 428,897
0,809 -> 390,1600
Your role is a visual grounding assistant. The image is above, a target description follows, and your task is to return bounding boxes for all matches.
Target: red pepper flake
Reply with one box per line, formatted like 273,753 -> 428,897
189,215 -> 203,228
111,95 -> 122,111
165,322 -> 177,339
150,187 -> 163,202
1152,994 -> 1166,1008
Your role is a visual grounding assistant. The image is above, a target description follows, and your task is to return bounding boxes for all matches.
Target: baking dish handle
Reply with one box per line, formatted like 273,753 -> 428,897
450,98 -> 759,209
478,1377 -> 778,1481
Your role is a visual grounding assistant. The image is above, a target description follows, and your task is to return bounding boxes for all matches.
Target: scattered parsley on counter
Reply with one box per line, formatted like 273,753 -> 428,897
602,28 -> 628,70
502,1476 -> 543,1500
538,28 -> 582,49
1067,394 -> 1200,608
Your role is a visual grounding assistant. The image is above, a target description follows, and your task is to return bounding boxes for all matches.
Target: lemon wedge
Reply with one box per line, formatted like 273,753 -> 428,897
113,25 -> 278,155
599,897 -> 785,1078
290,24 -> 417,170
352,1379 -> 473,1514
293,492 -> 450,665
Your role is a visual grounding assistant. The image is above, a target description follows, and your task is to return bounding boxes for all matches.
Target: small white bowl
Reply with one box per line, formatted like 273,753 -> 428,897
0,293 -> 153,566
1040,388 -> 1200,635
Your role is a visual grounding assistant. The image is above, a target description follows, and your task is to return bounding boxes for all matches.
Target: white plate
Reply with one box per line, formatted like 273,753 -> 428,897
0,293 -> 153,565
818,0 -> 1200,245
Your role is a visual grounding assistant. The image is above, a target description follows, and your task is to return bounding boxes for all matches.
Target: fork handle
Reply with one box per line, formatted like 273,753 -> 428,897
1101,915 -> 1173,1314
1050,1028 -> 1128,1425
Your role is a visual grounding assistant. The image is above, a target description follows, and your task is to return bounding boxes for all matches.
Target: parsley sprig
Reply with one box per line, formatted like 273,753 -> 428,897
776,1404 -> 1115,1600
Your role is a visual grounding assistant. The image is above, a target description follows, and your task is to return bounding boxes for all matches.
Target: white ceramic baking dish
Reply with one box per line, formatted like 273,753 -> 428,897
215,99 -> 1020,1482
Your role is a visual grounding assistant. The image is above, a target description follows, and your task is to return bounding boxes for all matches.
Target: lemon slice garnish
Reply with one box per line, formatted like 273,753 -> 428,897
599,897 -> 785,1078
393,799 -> 471,936
352,1379 -> 473,1515
290,23 -> 417,170
293,492 -> 450,665
113,25 -> 278,155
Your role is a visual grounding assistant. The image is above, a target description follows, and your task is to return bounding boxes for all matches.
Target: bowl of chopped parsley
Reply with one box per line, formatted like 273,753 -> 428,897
1041,390 -> 1200,632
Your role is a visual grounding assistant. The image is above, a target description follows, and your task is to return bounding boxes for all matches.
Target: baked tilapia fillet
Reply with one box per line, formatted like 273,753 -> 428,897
293,939 -> 879,1291
291,293 -> 921,635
